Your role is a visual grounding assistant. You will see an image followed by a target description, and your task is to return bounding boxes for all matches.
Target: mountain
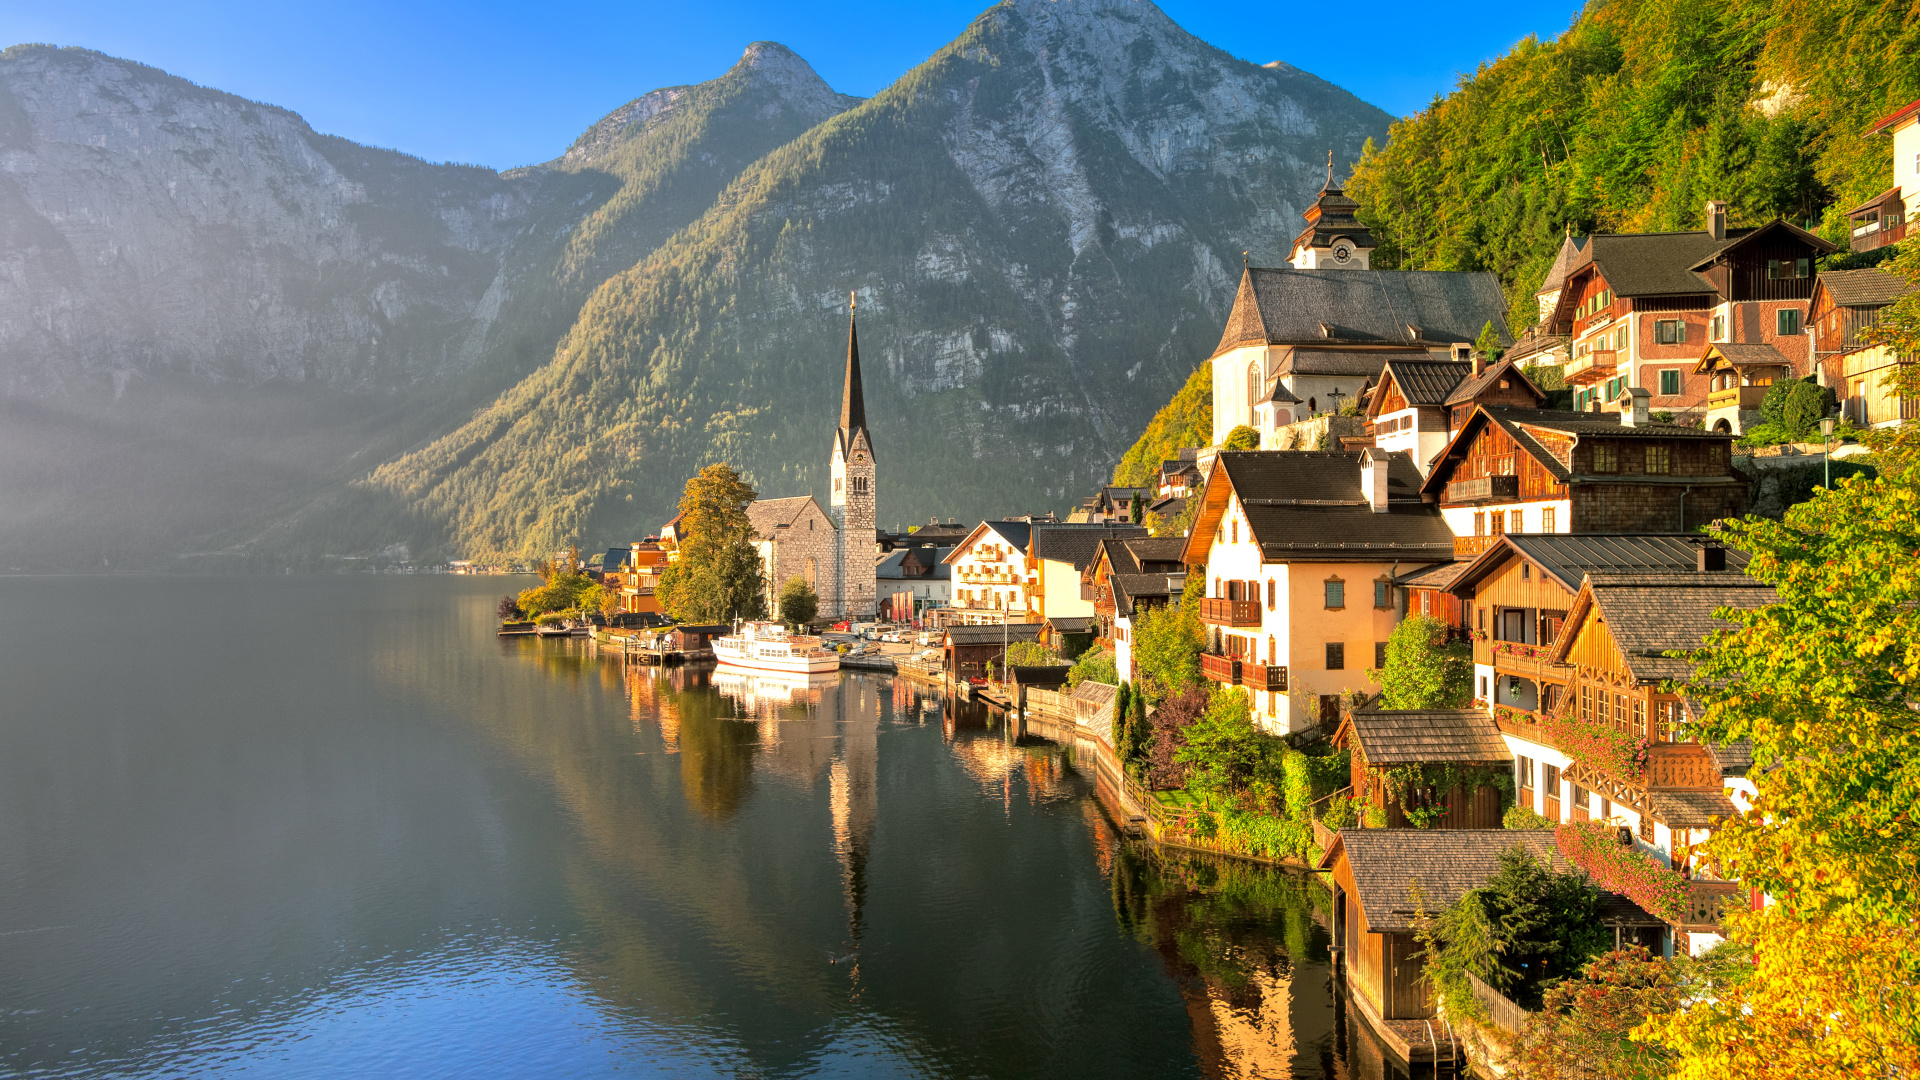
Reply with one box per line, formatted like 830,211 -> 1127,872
1346,0 -> 1920,329
0,42 -> 860,569
366,0 -> 1393,560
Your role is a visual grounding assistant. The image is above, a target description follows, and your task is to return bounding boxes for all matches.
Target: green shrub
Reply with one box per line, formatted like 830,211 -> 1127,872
1223,425 -> 1261,451
1504,805 -> 1554,829
1066,647 -> 1118,688
1320,794 -> 1356,831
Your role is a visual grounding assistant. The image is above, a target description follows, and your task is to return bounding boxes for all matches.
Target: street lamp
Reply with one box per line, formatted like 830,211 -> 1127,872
1820,415 -> 1836,489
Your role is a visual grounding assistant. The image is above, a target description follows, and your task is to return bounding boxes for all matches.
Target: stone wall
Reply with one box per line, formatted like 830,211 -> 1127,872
1262,413 -> 1369,451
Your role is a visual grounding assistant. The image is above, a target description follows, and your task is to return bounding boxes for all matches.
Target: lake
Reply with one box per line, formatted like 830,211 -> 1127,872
0,576 -> 1413,1078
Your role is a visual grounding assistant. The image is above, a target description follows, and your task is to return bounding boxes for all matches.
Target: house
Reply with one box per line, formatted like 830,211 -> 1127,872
1110,571 -> 1186,684
1084,535 -> 1188,643
1366,354 -> 1547,476
603,541 -> 669,614
1156,450 -> 1202,499
1083,486 -> 1151,524
943,622 -> 1044,680
1542,205 -> 1837,418
1845,95 -> 1920,253
942,521 -> 1039,625
1332,707 -> 1511,829
1442,533 -> 1750,715
1322,830 -> 1663,1028
666,624 -> 731,653
1029,525 -> 1147,627
876,544 -> 952,622
1421,402 -> 1748,556
1211,180 -> 1511,446
1693,343 -> 1796,435
1809,268 -> 1918,427
1183,449 -> 1455,733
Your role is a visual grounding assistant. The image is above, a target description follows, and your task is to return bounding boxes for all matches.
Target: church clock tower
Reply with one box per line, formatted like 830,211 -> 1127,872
1287,154 -> 1376,270
829,294 -> 878,620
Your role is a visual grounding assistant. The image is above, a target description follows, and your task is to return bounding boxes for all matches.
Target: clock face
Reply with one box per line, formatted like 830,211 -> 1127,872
1332,241 -> 1354,263
854,452 -> 866,464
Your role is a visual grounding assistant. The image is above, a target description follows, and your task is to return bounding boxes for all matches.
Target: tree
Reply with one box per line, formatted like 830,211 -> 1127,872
1132,585 -> 1204,702
1370,614 -> 1472,708
1144,683 -> 1209,789
663,464 -> 767,624
1511,945 -> 1681,1080
1475,319 -> 1505,361
1066,646 -> 1118,688
1004,640 -> 1062,668
777,575 -> 818,629
497,595 -> 523,620
1176,687 -> 1281,794
1223,425 -> 1261,451
1417,847 -> 1608,1013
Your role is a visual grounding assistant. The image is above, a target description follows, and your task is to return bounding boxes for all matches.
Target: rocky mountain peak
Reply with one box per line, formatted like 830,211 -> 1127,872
735,41 -> 861,122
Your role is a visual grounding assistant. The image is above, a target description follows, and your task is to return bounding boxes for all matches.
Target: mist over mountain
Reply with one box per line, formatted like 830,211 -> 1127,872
0,0 -> 1389,569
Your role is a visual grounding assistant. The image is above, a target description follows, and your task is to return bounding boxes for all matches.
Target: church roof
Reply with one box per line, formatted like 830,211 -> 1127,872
747,495 -> 831,539
1290,178 -> 1377,256
1212,267 -> 1510,357
836,303 -> 874,461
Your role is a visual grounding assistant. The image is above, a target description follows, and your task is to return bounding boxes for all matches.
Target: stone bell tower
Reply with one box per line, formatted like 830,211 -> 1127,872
829,294 -> 878,620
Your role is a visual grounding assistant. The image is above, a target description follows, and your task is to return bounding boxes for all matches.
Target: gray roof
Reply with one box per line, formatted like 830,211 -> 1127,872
1444,358 -> 1546,407
1279,348 -> 1428,378
1456,534 -> 1752,595
1536,233 -> 1588,295
746,495 -> 829,538
981,520 -> 1033,554
944,623 -> 1044,647
1574,231 -> 1735,297
601,547 -> 630,571
1563,571 -> 1778,682
1378,359 -> 1470,407
1342,709 -> 1511,765
1032,525 -> 1149,571
1818,267 -> 1918,308
1396,560 -> 1471,590
1703,342 -> 1792,369
1214,267 -> 1511,356
1214,451 -> 1456,561
1326,830 -> 1572,933
1045,616 -> 1094,633
1111,573 -> 1183,616
1099,535 -> 1189,576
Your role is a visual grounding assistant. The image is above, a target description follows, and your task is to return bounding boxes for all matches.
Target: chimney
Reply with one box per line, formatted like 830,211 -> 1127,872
1697,543 -> 1727,572
1621,386 -> 1651,427
1705,200 -> 1728,241
1361,447 -> 1391,513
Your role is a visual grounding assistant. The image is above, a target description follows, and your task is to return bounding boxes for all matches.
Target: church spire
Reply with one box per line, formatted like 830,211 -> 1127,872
839,292 -> 868,442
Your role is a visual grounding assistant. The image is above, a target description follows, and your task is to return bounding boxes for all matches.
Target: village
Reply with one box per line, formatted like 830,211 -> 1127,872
490,99 -> 1920,1075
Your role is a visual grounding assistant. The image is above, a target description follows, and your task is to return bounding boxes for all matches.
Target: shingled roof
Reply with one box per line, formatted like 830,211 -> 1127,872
1645,787 -> 1738,828
1338,708 -> 1511,765
1696,342 -> 1793,372
1323,830 -> 1573,933
1111,572 -> 1185,616
1423,406 -> 1743,495
1550,571 -> 1778,682
1279,348 -> 1429,378
1375,359 -> 1470,410
1815,267 -> 1917,309
1213,267 -> 1511,357
746,496 -> 830,538
1032,525 -> 1148,571
944,623 -> 1044,647
1451,534 -> 1752,595
1443,358 -> 1546,408
1200,450 -> 1456,563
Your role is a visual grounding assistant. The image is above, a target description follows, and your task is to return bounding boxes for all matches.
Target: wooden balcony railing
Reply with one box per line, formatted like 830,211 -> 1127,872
1454,534 -> 1497,558
1706,385 -> 1768,412
1445,474 -> 1519,505
1566,348 -> 1618,385
1200,598 -> 1261,627
1852,217 -> 1908,254
1242,662 -> 1287,692
1199,653 -> 1241,685
1679,880 -> 1742,930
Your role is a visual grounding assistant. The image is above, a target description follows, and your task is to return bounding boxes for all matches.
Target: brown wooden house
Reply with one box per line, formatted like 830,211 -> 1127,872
1333,708 -> 1511,829
1423,404 -> 1747,559
1366,355 -> 1545,477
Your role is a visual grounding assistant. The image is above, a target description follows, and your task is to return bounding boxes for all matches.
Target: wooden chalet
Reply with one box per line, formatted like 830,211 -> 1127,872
1693,342 -> 1793,435
943,622 -> 1044,680
1333,708 -> 1511,829
1422,404 -> 1747,558
1083,535 -> 1186,643
1809,268 -> 1919,427
1366,355 -> 1545,477
1541,211 -> 1836,418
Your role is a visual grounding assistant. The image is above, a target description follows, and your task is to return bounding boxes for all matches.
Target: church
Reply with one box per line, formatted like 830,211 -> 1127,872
1210,172 -> 1511,447
747,298 -> 878,621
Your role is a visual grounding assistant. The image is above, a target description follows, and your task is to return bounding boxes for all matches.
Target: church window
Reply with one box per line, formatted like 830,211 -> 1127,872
1248,361 -> 1262,428
834,478 -> 843,492
805,558 -> 817,586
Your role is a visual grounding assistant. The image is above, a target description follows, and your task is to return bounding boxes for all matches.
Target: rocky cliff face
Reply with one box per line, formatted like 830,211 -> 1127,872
367,0 -> 1394,558
0,45 -> 543,394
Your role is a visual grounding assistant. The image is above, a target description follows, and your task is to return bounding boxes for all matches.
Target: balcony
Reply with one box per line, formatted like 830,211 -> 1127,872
1706,385 -> 1768,412
1445,474 -> 1519,505
1199,653 -> 1241,685
1484,641 -> 1574,681
1679,880 -> 1742,930
1200,598 -> 1261,627
1454,535 -> 1497,558
1241,662 -> 1287,692
1565,349 -> 1617,385
1851,217 -> 1908,254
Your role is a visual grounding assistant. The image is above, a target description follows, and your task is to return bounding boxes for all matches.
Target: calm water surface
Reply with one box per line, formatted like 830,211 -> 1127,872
0,577 -> 1411,1078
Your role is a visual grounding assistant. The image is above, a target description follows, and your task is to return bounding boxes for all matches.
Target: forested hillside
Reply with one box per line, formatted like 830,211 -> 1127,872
1110,363 -> 1210,487
1348,0 -> 1920,328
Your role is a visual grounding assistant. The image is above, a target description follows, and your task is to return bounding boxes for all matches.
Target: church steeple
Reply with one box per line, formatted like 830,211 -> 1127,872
838,293 -> 870,454
1288,154 -> 1376,270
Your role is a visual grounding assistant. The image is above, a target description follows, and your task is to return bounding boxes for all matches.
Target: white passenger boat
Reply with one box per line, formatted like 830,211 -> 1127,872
712,621 -> 840,674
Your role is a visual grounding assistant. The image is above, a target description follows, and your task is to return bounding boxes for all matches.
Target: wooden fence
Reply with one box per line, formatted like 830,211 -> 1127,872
1466,972 -> 1531,1036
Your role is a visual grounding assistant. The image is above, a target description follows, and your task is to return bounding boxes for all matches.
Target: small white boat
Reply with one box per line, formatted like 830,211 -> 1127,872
713,621 -> 840,674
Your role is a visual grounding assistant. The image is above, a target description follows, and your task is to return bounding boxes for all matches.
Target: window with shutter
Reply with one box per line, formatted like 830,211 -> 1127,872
1325,642 -> 1345,670
1324,578 -> 1344,609
1374,642 -> 1387,669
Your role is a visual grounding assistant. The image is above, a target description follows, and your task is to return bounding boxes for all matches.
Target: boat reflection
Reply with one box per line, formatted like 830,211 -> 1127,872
710,667 -> 839,719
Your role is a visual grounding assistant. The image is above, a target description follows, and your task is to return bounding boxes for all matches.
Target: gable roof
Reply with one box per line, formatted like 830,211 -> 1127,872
1448,534 -> 1752,596
1572,231 -> 1735,298
1814,267 -> 1918,309
601,547 -> 630,571
1337,708 -> 1511,765
1536,233 -> 1589,296
1443,358 -> 1547,408
943,520 -> 1035,562
1321,830 -> 1572,933
1032,525 -> 1150,571
1111,572 -> 1185,616
1695,342 -> 1793,373
1548,571 -> 1778,682
1373,359 -> 1470,412
1187,450 -> 1456,564
1422,406 -> 1741,495
1278,348 -> 1429,378
1687,219 -> 1837,271
1213,266 -> 1511,357
747,495 -> 830,539
944,623 -> 1044,647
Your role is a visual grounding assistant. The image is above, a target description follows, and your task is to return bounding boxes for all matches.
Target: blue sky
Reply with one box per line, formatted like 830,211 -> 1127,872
3,0 -> 1583,170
